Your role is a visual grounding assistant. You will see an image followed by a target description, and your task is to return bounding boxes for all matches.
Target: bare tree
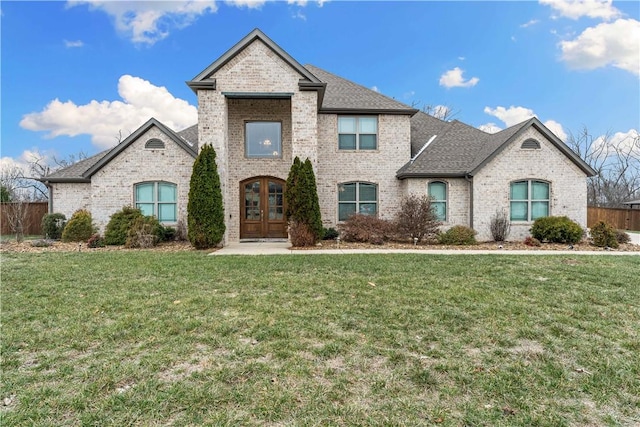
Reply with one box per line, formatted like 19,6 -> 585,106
567,127 -> 640,207
410,101 -> 459,121
3,196 -> 30,242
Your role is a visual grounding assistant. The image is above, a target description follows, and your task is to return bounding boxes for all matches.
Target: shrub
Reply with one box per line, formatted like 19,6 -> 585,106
395,194 -> 441,243
61,210 -> 95,242
524,236 -> 541,247
489,209 -> 510,242
41,213 -> 66,240
87,233 -> 105,248
188,144 -> 225,249
289,221 -> 316,247
161,226 -> 176,242
530,216 -> 583,244
104,206 -> 145,245
616,230 -> 631,244
438,225 -> 477,245
125,216 -> 161,248
285,157 -> 323,244
322,227 -> 339,240
338,214 -> 395,245
589,221 -> 618,248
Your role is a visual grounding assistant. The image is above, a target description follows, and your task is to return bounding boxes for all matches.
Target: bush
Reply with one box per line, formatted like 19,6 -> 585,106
395,194 -> 441,243
322,227 -> 339,240
589,221 -> 618,248
530,216 -> 583,244
161,226 -> 176,242
87,233 -> 105,248
125,216 -> 161,248
61,210 -> 95,242
489,210 -> 510,242
338,214 -> 395,245
524,236 -> 541,247
285,157 -> 323,244
104,206 -> 145,245
616,230 -> 631,244
438,225 -> 477,245
289,221 -> 316,247
41,213 -> 66,240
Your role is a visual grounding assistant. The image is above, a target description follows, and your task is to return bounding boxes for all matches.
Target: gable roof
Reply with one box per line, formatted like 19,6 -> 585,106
398,113 -> 596,179
41,118 -> 197,183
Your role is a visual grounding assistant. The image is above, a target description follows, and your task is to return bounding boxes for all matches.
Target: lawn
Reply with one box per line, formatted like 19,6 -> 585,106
1,252 -> 639,426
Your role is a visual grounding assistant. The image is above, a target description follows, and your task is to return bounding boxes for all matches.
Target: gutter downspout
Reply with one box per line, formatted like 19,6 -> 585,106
43,180 -> 53,214
465,173 -> 473,230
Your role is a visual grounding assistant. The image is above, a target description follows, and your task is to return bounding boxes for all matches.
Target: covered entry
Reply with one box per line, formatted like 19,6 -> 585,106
240,177 -> 287,239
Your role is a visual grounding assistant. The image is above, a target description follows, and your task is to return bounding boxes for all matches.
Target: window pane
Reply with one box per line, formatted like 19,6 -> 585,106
137,203 -> 154,217
338,203 -> 356,221
510,201 -> 528,221
136,183 -> 154,202
531,202 -> 549,219
359,203 -> 377,216
338,117 -> 356,133
158,183 -> 176,202
510,182 -> 528,200
532,181 -> 549,200
339,134 -> 357,150
158,204 -> 176,222
359,134 -> 377,150
359,117 -> 377,133
338,183 -> 356,202
429,182 -> 446,201
432,201 -> 446,221
359,183 -> 377,201
246,122 -> 282,158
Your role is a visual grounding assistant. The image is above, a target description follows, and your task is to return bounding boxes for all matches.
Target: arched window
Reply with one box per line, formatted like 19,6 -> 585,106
428,181 -> 447,221
510,180 -> 549,221
338,182 -> 378,221
145,139 -> 165,149
134,182 -> 177,223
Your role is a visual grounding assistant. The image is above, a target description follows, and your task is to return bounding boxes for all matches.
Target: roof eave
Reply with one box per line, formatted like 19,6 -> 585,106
39,177 -> 91,184
320,107 -> 419,116
186,79 -> 216,94
396,171 -> 468,180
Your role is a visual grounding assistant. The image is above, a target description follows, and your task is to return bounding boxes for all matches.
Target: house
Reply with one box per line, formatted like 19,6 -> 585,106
42,28 -> 596,244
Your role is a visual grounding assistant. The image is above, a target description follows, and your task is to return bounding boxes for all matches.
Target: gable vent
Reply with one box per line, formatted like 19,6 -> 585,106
145,139 -> 165,149
521,139 -> 541,149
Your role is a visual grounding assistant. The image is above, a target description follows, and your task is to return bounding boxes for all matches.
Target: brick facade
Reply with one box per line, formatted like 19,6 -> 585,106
50,182 -> 92,221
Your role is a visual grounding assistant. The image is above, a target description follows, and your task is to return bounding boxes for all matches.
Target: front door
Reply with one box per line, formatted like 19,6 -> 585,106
240,177 -> 287,239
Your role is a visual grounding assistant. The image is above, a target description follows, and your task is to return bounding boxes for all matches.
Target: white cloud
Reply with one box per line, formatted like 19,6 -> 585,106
483,105 -> 568,140
439,67 -> 479,88
226,0 -> 267,9
520,19 -> 540,28
478,123 -> 502,134
540,0 -> 621,21
593,129 -> 640,157
67,1 -> 217,45
20,75 -> 198,150
560,18 -> 640,76
64,39 -> 84,48
371,85 -> 380,93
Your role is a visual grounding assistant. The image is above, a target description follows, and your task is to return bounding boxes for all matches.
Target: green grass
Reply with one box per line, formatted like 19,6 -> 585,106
2,252 -> 639,426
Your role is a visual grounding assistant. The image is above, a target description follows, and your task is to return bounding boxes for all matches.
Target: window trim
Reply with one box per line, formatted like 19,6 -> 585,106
134,181 -> 177,224
509,179 -> 550,222
428,181 -> 448,222
245,121 -> 283,159
338,116 -> 378,151
337,181 -> 378,221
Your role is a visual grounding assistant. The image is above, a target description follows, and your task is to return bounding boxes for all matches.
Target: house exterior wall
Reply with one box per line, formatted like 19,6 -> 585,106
50,182 -> 92,220
317,114 -> 411,226
403,177 -> 470,229
89,127 -> 194,232
472,127 -> 588,241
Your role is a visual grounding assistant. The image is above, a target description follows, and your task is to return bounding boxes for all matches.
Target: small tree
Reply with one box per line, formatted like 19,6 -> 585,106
187,144 -> 225,249
395,194 -> 441,243
4,199 -> 30,243
285,157 -> 323,246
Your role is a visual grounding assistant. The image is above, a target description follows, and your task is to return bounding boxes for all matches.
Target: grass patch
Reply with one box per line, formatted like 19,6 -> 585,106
2,252 -> 639,426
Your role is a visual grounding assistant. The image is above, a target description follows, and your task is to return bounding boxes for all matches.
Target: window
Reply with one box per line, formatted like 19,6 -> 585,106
510,180 -> 549,221
428,181 -> 447,221
246,122 -> 282,158
145,139 -> 165,149
135,182 -> 177,223
338,116 -> 377,150
338,182 -> 377,221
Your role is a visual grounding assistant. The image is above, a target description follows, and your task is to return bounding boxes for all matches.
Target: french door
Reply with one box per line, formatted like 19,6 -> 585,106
240,177 -> 287,239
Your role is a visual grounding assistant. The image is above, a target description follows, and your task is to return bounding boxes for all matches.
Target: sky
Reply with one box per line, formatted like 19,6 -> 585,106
1,0 -> 639,175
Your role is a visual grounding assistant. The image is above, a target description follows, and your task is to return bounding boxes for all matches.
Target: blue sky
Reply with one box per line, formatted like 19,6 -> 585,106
1,0 -> 639,174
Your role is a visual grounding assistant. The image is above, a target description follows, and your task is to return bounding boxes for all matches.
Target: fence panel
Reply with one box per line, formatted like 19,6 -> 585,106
587,206 -> 640,231
0,202 -> 49,236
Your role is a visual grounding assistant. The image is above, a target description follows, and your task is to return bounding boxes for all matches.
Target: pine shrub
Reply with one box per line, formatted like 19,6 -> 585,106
61,209 -> 95,242
104,206 -> 145,245
125,216 -> 161,248
41,213 -> 66,240
187,144 -> 225,249
438,225 -> 477,245
589,221 -> 618,248
530,216 -> 583,244
284,157 -> 323,246
395,194 -> 441,243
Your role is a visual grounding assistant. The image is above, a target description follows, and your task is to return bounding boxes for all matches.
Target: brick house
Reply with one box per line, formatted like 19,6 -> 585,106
42,29 -> 596,243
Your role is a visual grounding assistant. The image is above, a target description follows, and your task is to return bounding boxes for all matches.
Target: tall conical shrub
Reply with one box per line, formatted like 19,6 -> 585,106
187,144 -> 225,249
285,156 -> 323,245
285,156 -> 303,220
302,158 -> 323,241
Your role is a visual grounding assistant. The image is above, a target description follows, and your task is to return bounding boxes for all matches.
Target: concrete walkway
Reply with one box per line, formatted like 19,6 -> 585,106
211,241 -> 640,256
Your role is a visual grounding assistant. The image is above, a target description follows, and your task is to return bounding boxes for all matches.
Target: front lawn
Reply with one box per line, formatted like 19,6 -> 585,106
1,252 -> 638,426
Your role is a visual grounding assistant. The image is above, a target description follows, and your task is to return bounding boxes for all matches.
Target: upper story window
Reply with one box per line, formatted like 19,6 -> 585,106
145,139 -> 165,149
246,121 -> 282,158
338,182 -> 378,221
135,181 -> 177,223
338,116 -> 377,150
510,180 -> 549,221
428,181 -> 447,221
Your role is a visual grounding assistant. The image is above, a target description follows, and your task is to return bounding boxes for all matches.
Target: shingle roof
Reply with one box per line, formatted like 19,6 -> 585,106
177,124 -> 198,151
304,65 -> 418,114
42,150 -> 109,182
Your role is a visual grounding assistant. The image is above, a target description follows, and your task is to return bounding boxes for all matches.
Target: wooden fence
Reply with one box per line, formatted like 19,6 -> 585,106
587,206 -> 640,231
0,202 -> 48,236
